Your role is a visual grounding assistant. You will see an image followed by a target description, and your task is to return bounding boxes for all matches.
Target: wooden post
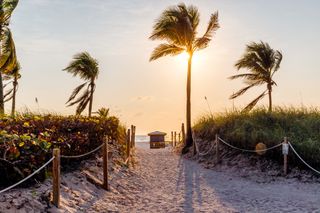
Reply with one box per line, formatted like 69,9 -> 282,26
133,126 -> 136,147
215,134 -> 219,164
52,148 -> 60,207
178,133 -> 181,144
131,125 -> 135,148
171,131 -> 173,147
126,129 -> 131,162
174,131 -> 177,147
102,137 -> 109,190
181,123 -> 185,145
283,137 -> 288,175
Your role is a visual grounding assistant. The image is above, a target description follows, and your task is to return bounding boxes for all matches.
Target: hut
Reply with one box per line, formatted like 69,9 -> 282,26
148,131 -> 166,149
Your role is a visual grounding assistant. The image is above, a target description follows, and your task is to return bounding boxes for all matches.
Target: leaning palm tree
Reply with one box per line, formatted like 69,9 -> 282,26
3,61 -> 20,116
149,3 -> 219,153
0,0 -> 19,114
63,52 -> 99,117
229,41 -> 282,112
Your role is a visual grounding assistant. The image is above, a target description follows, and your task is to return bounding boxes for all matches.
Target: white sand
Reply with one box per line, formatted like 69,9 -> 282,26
1,142 -> 320,212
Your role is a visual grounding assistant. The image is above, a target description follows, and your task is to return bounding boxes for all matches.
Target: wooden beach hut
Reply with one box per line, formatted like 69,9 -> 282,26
148,131 -> 166,149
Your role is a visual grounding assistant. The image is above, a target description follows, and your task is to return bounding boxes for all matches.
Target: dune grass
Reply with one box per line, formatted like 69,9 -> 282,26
193,107 -> 320,171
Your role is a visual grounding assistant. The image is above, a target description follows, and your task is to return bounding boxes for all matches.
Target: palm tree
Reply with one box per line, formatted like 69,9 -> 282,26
149,3 -> 219,153
63,52 -> 99,117
3,61 -> 20,116
229,41 -> 282,112
96,107 -> 109,119
0,0 -> 19,114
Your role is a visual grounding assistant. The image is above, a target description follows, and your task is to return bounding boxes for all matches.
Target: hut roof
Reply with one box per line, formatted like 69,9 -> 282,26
148,131 -> 167,136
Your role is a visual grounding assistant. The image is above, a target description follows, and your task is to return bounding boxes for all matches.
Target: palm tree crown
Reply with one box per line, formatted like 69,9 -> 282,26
63,52 -> 99,116
149,3 -> 219,60
149,3 -> 219,153
229,41 -> 282,112
0,0 -> 19,114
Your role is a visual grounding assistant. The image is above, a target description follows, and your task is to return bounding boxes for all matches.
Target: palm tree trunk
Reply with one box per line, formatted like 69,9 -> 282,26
182,53 -> 193,153
11,76 -> 17,116
88,79 -> 94,117
0,25 -> 4,115
268,84 -> 272,112
0,72 -> 4,115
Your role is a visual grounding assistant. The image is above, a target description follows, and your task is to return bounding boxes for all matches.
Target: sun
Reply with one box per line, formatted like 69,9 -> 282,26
178,51 -> 190,61
176,51 -> 201,66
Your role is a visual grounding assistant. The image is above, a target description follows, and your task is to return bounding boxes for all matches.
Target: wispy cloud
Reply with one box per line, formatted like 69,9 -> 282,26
131,96 -> 154,102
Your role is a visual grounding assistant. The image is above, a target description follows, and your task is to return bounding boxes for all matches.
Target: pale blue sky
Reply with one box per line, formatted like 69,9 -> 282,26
9,0 -> 320,133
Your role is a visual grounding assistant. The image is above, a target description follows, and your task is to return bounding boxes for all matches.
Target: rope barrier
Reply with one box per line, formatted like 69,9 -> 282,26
194,139 -> 215,156
60,143 -> 104,159
288,142 -> 320,175
218,137 -> 282,153
0,157 -> 55,194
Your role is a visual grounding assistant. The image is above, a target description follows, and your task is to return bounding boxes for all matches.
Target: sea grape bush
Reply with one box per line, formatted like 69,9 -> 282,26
0,114 -> 120,187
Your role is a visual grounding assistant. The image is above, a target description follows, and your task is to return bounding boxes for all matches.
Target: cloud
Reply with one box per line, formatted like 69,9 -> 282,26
131,96 -> 154,102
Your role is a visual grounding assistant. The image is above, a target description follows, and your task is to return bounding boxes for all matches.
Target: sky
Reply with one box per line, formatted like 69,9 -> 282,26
7,0 -> 320,134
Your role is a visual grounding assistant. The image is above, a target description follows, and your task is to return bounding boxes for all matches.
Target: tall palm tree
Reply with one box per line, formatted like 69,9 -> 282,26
63,52 -> 99,117
229,41 -> 282,112
149,3 -> 219,153
3,61 -> 20,116
0,0 -> 19,114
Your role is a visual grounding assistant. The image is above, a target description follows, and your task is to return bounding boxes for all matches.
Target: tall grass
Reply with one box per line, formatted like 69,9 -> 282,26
193,107 -> 320,170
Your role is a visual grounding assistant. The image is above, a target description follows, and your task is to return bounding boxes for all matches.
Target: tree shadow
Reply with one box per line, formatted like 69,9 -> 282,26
176,155 -> 203,212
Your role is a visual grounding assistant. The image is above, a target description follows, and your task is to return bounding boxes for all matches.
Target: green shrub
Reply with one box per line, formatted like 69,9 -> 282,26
0,114 -> 122,187
193,107 -> 320,170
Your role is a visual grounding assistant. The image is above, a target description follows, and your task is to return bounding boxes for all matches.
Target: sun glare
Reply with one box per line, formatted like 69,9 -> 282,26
176,51 -> 202,67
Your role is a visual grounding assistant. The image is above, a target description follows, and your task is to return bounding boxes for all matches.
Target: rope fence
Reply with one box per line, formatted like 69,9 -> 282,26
0,124 -> 137,209
61,143 -> 104,159
288,142 -> 320,175
193,133 -> 320,176
0,157 -> 55,194
218,137 -> 283,153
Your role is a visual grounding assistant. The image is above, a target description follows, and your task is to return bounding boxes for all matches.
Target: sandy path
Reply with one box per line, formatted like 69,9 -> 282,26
86,142 -> 320,212
2,142 -> 317,212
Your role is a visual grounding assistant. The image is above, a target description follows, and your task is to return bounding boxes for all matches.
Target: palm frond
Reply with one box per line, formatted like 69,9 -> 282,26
3,87 -> 13,101
66,82 -> 88,104
149,43 -> 185,61
149,3 -> 200,49
67,88 -> 90,107
0,27 -> 17,74
0,0 -> 19,24
194,11 -> 219,50
272,50 -> 283,75
242,91 -> 267,112
63,52 -> 99,81
230,82 -> 261,99
228,73 -> 258,80
76,93 -> 91,115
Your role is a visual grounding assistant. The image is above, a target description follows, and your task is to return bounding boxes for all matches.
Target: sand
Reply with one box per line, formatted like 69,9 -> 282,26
1,142 -> 320,212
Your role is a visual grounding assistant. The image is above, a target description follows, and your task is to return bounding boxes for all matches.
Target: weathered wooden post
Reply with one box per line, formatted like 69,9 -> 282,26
52,148 -> 60,207
283,137 -> 289,175
102,137 -> 109,190
131,125 -> 135,148
133,126 -> 136,147
178,133 -> 181,144
174,131 -> 177,147
181,123 -> 185,145
215,134 -> 220,163
171,131 -> 174,146
126,129 -> 131,164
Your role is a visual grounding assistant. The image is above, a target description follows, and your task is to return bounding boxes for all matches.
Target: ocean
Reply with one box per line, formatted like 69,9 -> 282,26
135,135 -> 150,143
